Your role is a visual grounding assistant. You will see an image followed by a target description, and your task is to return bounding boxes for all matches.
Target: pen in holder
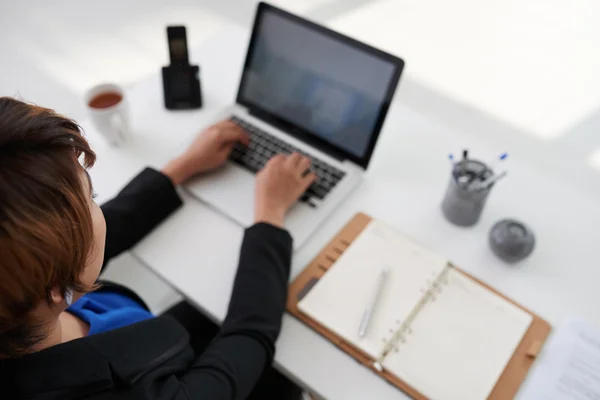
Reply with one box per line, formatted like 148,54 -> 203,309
441,159 -> 494,227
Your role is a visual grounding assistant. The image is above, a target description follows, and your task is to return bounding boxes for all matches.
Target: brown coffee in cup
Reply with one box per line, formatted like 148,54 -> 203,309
88,92 -> 123,109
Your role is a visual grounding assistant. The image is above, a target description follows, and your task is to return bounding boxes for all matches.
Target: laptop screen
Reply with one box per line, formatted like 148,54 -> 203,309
237,4 -> 403,167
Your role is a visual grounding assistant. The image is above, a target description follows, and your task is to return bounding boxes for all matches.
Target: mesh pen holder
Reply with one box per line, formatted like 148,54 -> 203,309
441,160 -> 494,227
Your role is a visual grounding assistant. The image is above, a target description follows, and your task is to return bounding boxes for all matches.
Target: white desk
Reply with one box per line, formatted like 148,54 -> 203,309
85,25 -> 600,400
326,0 -> 600,141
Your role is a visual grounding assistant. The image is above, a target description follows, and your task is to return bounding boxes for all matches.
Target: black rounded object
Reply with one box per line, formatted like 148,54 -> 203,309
489,219 -> 535,263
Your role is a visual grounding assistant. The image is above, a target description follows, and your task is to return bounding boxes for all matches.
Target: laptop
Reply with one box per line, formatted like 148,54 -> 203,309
186,2 -> 404,249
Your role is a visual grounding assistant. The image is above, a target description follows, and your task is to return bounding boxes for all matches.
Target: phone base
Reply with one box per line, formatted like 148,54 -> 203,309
162,65 -> 203,110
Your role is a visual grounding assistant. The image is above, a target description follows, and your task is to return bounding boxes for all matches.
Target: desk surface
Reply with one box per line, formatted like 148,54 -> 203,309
326,0 -> 600,141
85,25 -> 600,400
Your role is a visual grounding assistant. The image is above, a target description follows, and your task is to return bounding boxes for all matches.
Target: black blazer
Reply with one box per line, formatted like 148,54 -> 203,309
0,168 -> 293,400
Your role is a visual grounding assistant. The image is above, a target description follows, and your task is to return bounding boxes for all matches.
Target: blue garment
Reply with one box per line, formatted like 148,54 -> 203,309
67,291 -> 154,335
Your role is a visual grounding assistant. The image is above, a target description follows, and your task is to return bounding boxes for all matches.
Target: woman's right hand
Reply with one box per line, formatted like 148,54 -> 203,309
254,152 -> 317,228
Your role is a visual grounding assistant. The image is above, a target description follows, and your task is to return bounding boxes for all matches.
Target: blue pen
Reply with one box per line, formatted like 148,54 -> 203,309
486,153 -> 508,175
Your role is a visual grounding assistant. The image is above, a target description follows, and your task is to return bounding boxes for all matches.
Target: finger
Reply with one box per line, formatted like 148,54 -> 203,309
286,152 -> 302,168
300,171 -> 317,190
267,154 -> 286,167
297,156 -> 311,175
214,120 -> 239,130
220,127 -> 250,147
239,131 -> 251,147
213,119 -> 246,133
208,120 -> 235,134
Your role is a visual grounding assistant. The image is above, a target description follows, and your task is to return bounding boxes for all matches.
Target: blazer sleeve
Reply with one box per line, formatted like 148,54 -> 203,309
178,223 -> 293,400
100,167 -> 183,270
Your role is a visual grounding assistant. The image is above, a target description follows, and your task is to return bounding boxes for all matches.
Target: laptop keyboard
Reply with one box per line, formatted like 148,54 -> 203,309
229,116 -> 346,205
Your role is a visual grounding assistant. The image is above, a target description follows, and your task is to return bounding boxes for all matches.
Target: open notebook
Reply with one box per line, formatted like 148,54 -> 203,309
297,220 -> 534,400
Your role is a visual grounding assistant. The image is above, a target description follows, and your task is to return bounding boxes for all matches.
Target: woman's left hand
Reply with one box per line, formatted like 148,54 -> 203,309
162,120 -> 250,185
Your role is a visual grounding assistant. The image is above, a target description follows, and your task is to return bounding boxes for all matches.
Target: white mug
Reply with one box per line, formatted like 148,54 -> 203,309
85,83 -> 130,146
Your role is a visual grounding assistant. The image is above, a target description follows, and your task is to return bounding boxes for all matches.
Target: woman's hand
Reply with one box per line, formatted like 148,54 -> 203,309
162,120 -> 249,185
254,152 -> 317,228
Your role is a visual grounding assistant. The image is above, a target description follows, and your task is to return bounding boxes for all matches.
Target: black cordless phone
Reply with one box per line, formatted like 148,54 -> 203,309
162,25 -> 202,110
167,26 -> 190,66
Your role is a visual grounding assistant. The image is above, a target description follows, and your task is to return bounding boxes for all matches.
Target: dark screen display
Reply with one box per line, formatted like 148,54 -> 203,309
239,11 -> 397,159
170,39 -> 188,62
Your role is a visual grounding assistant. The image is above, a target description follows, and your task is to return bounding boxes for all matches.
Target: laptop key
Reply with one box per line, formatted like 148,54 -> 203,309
306,185 -> 328,200
228,116 -> 346,203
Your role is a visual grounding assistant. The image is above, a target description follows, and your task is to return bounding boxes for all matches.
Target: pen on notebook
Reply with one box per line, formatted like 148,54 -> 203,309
358,265 -> 390,339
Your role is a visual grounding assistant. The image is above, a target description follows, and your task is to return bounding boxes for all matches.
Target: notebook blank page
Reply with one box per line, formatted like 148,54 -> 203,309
298,220 -> 447,359
382,268 -> 532,400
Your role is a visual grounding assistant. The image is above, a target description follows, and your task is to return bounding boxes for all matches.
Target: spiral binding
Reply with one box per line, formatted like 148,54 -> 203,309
374,264 -> 452,365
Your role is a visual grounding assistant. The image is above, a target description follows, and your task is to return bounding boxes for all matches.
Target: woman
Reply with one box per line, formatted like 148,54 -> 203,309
0,97 -> 316,399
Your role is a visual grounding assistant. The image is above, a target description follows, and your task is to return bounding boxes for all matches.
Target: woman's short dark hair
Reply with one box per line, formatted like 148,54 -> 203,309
0,97 -> 97,358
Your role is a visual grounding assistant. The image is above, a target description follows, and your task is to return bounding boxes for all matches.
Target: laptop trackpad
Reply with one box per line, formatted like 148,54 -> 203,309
185,163 -> 255,226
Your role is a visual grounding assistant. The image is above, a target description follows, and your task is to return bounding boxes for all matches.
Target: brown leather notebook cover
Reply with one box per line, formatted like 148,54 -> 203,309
287,212 -> 552,399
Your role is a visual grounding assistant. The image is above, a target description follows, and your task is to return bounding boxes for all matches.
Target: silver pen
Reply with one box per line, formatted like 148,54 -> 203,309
358,265 -> 390,338
471,170 -> 508,191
